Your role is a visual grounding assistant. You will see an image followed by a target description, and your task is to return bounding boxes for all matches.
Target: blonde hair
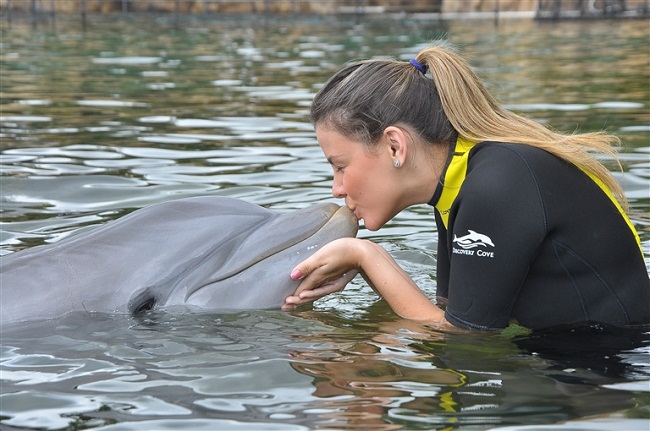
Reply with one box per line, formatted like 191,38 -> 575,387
310,41 -> 627,209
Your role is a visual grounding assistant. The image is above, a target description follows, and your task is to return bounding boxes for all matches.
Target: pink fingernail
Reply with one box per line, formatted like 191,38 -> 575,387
290,269 -> 302,280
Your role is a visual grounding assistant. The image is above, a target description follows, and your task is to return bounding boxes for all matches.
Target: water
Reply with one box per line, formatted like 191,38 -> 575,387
1,14 -> 649,430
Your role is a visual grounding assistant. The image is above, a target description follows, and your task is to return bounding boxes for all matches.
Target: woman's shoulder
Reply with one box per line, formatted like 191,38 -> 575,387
471,141 -> 558,162
464,142 -> 546,185
468,141 -> 574,182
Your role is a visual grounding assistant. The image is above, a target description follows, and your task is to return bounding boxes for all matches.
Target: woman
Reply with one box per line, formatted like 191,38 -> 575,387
283,42 -> 650,331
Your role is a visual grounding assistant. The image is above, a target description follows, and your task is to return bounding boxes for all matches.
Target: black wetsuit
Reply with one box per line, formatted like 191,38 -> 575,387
428,139 -> 650,331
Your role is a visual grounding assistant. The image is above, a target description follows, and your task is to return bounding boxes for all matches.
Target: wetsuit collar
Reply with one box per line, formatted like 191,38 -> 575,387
427,137 -> 478,229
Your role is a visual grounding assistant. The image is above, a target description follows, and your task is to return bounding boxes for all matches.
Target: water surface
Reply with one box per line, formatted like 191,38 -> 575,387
1,14 -> 649,430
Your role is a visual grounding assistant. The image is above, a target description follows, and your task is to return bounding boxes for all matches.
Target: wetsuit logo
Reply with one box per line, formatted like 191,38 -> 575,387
452,230 -> 495,258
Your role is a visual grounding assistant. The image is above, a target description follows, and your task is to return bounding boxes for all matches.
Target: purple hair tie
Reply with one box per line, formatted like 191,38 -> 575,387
409,58 -> 427,75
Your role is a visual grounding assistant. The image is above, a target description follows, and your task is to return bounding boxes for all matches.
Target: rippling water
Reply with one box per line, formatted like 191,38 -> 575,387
1,14 -> 649,431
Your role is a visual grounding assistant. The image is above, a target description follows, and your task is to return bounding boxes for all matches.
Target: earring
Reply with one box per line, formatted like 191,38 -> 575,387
393,159 -> 400,168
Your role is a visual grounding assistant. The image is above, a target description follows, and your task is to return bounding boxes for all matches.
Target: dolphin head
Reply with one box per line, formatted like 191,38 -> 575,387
132,201 -> 359,313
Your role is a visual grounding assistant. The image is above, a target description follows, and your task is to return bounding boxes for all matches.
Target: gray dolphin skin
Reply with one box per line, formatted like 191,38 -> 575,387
0,196 -> 358,324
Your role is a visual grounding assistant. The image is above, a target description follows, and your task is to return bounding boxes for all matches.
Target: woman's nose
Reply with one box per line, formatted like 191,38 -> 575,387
332,177 -> 346,199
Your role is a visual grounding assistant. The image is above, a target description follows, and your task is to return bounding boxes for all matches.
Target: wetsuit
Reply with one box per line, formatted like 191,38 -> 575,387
428,139 -> 650,331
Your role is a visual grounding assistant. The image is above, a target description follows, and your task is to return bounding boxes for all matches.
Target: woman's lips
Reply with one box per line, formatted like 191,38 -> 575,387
344,203 -> 360,220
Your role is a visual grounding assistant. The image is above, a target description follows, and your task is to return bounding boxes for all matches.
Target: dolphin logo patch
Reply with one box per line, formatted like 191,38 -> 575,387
453,230 -> 495,250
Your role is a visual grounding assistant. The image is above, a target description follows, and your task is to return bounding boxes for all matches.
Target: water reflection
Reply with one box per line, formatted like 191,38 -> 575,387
2,310 -> 646,430
287,311 -> 648,430
0,14 -> 649,431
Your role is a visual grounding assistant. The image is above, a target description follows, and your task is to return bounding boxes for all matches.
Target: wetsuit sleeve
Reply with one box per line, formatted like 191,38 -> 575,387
443,145 -> 548,330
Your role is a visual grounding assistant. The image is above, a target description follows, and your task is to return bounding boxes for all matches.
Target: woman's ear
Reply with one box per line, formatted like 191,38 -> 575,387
383,126 -> 409,165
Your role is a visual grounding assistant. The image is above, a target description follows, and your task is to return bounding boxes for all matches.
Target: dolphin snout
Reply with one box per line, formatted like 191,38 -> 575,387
329,206 -> 359,237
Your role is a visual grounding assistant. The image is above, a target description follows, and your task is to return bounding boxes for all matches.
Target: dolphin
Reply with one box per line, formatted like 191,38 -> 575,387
0,196 -> 358,324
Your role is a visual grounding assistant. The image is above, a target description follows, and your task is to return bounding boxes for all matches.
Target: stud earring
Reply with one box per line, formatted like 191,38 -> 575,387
393,159 -> 400,168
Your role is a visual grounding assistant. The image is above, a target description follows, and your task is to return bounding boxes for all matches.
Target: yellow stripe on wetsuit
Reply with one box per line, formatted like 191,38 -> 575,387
435,137 -> 476,230
435,138 -> 643,254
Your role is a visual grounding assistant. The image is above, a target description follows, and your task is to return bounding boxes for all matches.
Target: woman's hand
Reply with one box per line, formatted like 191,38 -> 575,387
284,237 -> 446,325
283,238 -> 363,308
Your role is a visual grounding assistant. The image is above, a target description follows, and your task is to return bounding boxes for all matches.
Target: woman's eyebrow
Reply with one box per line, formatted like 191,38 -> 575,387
326,155 -> 342,165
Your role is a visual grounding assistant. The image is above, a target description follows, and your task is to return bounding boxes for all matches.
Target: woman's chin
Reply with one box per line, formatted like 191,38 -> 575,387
361,219 -> 384,232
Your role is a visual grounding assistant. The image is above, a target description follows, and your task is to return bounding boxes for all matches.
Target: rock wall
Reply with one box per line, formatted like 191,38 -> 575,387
0,0 -> 535,14
1,0 -> 647,15
441,0 -> 537,13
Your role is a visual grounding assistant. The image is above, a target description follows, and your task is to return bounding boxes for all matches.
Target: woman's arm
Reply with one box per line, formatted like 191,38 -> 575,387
284,237 -> 447,324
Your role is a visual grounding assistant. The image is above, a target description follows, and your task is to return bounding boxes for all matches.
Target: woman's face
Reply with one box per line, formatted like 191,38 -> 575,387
316,124 -> 403,231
